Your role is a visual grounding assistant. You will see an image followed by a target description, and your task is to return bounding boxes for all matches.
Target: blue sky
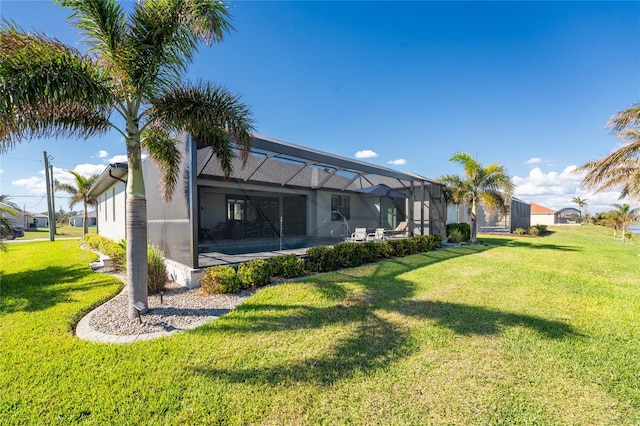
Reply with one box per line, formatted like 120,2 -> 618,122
1,0 -> 639,214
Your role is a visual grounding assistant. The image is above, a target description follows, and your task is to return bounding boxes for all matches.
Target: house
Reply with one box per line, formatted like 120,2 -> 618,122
31,214 -> 49,228
555,207 -> 581,224
447,197 -> 531,233
530,202 -> 556,225
69,210 -> 97,227
1,204 -> 34,228
88,134 -> 448,287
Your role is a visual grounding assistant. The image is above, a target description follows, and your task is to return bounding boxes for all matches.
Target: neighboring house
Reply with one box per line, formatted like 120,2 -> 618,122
1,205 -> 35,228
69,210 -> 97,227
555,207 -> 581,224
446,197 -> 531,233
530,202 -> 556,225
88,134 -> 448,287
31,214 -> 49,228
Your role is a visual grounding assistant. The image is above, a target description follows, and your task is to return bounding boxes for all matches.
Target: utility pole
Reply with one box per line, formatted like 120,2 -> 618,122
43,151 -> 55,241
50,165 -> 57,236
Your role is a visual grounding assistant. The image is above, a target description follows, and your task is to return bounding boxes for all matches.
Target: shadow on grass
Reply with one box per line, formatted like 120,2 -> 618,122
477,236 -> 579,252
0,265 -> 115,313
191,244 -> 578,386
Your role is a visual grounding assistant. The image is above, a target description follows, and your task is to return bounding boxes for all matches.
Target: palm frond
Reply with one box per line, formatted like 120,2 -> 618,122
0,22 -> 114,150
607,103 -> 640,135
148,81 -> 255,176
141,127 -> 182,201
125,0 -> 232,95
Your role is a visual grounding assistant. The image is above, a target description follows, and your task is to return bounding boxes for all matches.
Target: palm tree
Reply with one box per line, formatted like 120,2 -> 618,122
0,195 -> 19,251
0,0 -> 254,318
439,152 -> 514,244
611,203 -> 639,243
57,171 -> 99,235
578,103 -> 640,200
571,196 -> 588,224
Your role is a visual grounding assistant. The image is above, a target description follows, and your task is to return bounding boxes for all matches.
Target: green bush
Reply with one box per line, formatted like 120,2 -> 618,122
514,228 -> 527,235
446,223 -> 470,242
307,245 -> 337,272
447,228 -> 464,243
147,245 -> 169,295
237,259 -> 272,289
199,265 -> 240,294
269,254 -> 305,278
83,234 -> 126,271
528,226 -> 541,236
333,242 -> 366,268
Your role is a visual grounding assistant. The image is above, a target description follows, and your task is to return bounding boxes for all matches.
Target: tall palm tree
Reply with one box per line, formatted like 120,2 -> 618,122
611,203 -> 639,243
578,103 -> 640,200
439,152 -> 514,244
571,196 -> 588,224
57,171 -> 99,235
0,0 -> 255,317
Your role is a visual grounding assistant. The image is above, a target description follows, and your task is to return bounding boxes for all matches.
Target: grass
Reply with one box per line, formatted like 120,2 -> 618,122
21,225 -> 96,240
1,226 -> 639,424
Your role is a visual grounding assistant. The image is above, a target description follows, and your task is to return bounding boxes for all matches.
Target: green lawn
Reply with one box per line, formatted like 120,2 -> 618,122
1,226 -> 639,424
21,225 -> 96,240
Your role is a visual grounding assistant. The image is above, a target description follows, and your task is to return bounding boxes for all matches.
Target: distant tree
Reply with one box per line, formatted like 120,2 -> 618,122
0,195 -> 19,250
578,104 -> 640,200
571,197 -> 588,224
611,203 -> 639,243
57,171 -> 98,235
439,152 -> 514,243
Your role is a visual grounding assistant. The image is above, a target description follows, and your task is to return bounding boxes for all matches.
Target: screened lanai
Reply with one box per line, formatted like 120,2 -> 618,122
144,134 -> 447,273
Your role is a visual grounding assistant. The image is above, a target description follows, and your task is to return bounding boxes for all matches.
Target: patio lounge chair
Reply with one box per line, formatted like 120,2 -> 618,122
384,221 -> 408,238
349,227 -> 367,242
367,228 -> 385,241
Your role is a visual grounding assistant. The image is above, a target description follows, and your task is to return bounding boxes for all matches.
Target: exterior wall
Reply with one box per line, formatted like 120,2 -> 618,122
70,216 -> 97,227
531,213 -> 555,226
95,180 -> 126,241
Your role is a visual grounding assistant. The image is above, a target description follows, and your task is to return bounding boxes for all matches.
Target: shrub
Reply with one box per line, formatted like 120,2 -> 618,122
514,228 -> 527,235
446,223 -> 470,242
199,265 -> 240,294
237,259 -> 272,289
270,254 -> 305,278
447,228 -> 465,243
83,234 -> 125,270
528,226 -> 541,236
147,245 -> 169,295
307,245 -> 337,272
333,242 -> 366,268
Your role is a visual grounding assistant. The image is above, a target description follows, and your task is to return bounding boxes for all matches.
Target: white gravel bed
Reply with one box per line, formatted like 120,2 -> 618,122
88,283 -> 253,336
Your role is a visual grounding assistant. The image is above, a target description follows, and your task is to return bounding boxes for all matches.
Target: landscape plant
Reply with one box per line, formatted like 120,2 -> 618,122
199,265 -> 240,295
237,259 -> 272,289
439,152 -> 514,244
56,170 -> 99,235
0,0 -> 255,317
269,254 -> 305,279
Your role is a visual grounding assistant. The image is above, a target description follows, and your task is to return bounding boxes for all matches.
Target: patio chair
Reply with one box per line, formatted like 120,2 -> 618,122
384,221 -> 408,238
349,227 -> 367,242
367,228 -> 385,241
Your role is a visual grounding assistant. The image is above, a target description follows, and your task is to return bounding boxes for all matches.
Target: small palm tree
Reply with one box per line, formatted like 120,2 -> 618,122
578,104 -> 640,200
0,195 -> 19,251
0,0 -> 254,317
57,171 -> 98,235
611,203 -> 639,243
571,197 -> 588,224
439,152 -> 514,244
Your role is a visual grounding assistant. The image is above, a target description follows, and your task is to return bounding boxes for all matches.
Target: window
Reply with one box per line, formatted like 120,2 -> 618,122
331,195 -> 350,220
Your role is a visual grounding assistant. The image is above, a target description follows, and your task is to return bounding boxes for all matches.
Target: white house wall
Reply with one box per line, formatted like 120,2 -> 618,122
96,180 -> 126,241
531,213 -> 555,226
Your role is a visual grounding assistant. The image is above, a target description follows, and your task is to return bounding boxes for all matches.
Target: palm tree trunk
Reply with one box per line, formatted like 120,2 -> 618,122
83,202 -> 89,235
622,222 -> 626,243
126,135 -> 148,318
471,198 -> 477,244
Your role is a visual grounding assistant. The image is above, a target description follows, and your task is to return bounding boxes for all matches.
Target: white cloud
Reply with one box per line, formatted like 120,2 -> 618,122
387,158 -> 407,166
12,176 -> 47,195
95,150 -> 108,158
524,157 -> 542,165
73,163 -> 108,177
512,165 -> 627,213
109,154 -> 128,163
355,150 -> 378,159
